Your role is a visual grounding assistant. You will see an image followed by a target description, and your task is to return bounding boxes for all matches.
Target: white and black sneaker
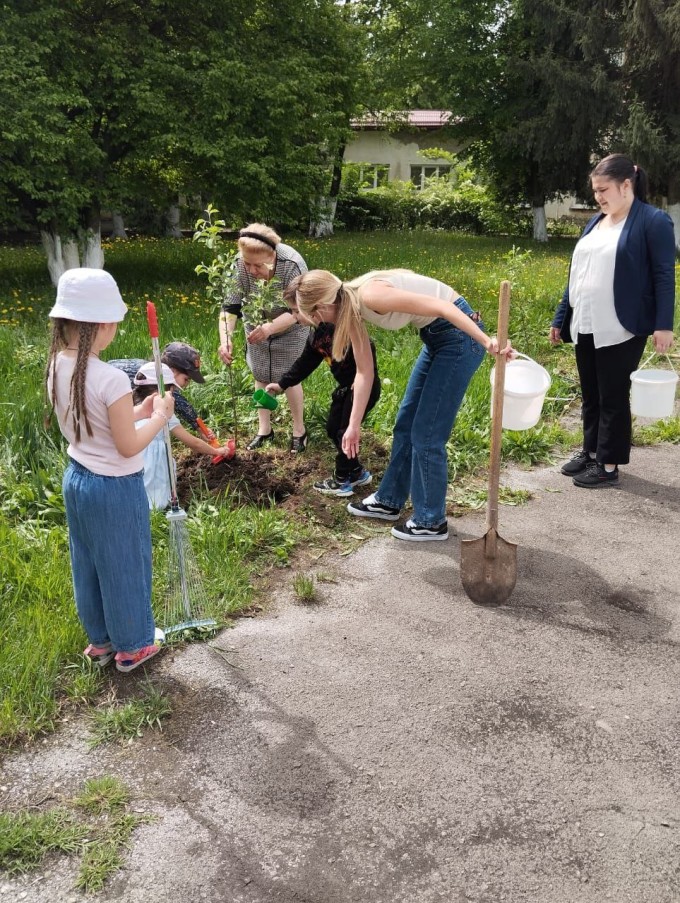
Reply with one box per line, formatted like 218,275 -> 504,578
347,492 -> 400,521
391,518 -> 449,542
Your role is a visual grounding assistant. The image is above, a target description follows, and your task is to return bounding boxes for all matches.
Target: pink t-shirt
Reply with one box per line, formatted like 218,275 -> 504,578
49,353 -> 144,476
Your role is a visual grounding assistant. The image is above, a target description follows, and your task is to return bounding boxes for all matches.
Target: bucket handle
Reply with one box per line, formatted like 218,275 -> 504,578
511,352 -> 536,364
637,351 -> 678,375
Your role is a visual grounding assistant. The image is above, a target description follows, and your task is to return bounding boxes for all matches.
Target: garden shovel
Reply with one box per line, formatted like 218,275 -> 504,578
460,280 -> 517,606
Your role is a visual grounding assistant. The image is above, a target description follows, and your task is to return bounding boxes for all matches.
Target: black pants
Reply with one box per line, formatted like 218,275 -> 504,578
328,381 -> 381,480
574,332 -> 647,465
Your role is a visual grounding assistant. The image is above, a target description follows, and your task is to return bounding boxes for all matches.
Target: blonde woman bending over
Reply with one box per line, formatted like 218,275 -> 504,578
288,268 -> 513,541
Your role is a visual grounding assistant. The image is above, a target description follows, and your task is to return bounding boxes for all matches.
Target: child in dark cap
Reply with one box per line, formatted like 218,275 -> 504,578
109,342 -> 205,431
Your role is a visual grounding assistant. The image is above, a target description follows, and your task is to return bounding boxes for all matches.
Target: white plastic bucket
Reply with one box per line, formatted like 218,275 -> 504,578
490,353 -> 551,431
630,368 -> 678,419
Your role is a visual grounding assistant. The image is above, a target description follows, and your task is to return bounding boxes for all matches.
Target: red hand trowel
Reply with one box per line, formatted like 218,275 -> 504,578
196,417 -> 236,463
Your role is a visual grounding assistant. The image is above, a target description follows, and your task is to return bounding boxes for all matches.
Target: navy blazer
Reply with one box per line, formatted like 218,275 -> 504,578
552,198 -> 676,343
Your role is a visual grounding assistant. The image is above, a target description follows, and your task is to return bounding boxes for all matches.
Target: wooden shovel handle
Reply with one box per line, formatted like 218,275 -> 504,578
487,281 -> 511,532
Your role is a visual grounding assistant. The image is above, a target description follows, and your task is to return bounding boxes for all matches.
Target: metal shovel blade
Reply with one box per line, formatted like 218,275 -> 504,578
460,528 -> 517,606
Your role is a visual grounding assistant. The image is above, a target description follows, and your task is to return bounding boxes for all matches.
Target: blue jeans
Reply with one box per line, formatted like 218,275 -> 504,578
374,298 -> 486,527
63,460 -> 155,652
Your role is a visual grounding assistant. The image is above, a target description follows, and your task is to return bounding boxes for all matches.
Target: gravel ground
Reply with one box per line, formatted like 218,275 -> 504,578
1,444 -> 679,903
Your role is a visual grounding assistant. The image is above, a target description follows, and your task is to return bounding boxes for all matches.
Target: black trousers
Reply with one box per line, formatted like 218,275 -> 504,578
574,332 -> 647,465
327,381 -> 381,480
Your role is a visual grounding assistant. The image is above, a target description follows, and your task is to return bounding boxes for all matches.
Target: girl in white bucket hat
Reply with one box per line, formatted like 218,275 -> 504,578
46,269 -> 175,673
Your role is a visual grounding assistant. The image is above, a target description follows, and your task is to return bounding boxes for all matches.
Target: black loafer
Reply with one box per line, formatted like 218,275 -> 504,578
247,431 -> 275,450
290,431 -> 308,453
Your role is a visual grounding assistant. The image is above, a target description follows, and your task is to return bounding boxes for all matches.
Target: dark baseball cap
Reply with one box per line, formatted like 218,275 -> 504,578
161,342 -> 205,383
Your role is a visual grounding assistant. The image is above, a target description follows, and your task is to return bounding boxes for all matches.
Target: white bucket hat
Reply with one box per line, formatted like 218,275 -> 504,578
133,362 -> 176,387
49,268 -> 128,323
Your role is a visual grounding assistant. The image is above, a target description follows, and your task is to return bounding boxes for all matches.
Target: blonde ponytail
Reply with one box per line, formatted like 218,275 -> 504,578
332,284 -> 362,361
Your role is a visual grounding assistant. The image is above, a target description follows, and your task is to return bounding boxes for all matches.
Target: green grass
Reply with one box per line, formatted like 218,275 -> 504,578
74,776 -> 130,815
88,681 -> 172,747
292,573 -> 317,604
0,775 -> 147,893
0,808 -> 87,873
0,232 -> 677,746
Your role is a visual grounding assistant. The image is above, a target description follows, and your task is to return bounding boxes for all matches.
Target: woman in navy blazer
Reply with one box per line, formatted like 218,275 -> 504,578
550,154 -> 675,488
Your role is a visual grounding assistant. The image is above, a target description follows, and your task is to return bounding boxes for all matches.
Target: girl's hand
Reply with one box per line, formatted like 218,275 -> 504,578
248,324 -> 271,345
153,393 -> 175,420
342,424 -> 361,459
653,330 -> 674,354
549,327 -> 562,346
265,382 -> 283,395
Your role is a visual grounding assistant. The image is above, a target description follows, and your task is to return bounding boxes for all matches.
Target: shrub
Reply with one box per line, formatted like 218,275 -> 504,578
336,173 -> 532,236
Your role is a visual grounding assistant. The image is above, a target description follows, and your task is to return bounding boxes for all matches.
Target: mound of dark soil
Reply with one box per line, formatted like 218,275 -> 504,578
176,447 -> 331,509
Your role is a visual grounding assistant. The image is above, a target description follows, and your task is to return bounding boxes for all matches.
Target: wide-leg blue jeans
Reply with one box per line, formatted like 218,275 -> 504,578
374,299 -> 486,527
63,459 -> 155,652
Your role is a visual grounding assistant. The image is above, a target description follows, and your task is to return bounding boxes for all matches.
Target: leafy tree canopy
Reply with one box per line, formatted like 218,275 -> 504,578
0,0 -> 359,238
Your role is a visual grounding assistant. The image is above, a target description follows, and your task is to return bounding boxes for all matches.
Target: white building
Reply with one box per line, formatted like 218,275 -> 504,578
344,110 -> 591,221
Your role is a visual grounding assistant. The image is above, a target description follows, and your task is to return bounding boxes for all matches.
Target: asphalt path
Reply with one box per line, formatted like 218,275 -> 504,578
2,445 -> 679,902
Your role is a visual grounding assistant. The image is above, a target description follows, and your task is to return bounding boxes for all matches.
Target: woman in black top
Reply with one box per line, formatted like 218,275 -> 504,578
266,321 -> 381,496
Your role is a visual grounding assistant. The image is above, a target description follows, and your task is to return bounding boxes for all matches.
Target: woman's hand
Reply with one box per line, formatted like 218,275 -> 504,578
247,324 -> 272,345
653,330 -> 674,354
218,337 -> 233,365
486,337 -> 515,358
342,424 -> 361,459
549,327 -> 562,346
265,382 -> 283,395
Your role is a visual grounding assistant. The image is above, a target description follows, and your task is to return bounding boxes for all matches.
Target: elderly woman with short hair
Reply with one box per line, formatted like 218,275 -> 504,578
218,224 -> 310,451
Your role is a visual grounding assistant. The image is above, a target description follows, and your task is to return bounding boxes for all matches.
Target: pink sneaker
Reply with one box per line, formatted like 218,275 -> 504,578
115,633 -> 163,673
84,643 -> 115,667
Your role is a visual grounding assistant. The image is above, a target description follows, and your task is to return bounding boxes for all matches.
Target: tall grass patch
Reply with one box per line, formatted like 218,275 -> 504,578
1,233 -> 677,746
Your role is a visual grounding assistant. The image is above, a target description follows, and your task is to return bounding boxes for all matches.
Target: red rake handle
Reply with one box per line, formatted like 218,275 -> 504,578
146,301 -> 159,339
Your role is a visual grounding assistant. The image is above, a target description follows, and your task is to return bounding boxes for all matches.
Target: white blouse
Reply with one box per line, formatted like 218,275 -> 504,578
568,219 -> 635,348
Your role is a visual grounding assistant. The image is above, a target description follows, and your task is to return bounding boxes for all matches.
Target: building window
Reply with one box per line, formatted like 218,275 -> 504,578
410,164 -> 452,189
359,164 -> 390,189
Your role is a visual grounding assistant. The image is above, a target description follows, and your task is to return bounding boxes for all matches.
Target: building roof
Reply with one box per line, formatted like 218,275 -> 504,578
350,110 -> 453,130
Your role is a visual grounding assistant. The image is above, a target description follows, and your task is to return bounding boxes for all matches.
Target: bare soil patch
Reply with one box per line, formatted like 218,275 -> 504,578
175,440 -> 391,518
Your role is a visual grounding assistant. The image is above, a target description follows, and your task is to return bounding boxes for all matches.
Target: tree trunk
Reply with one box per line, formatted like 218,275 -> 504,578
82,209 -> 104,268
309,143 -> 345,238
40,230 -> 67,286
166,203 -> 182,239
309,197 -> 338,238
111,213 -> 127,239
532,205 -> 548,242
82,231 -> 104,268
63,239 -> 81,270
40,231 -> 81,284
